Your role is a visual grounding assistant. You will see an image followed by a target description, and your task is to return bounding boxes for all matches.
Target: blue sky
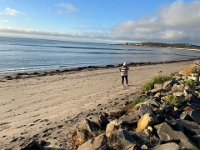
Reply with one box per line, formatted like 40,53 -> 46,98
0,0 -> 199,43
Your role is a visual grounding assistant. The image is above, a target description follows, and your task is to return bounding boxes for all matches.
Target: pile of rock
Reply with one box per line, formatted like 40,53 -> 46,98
70,66 -> 200,149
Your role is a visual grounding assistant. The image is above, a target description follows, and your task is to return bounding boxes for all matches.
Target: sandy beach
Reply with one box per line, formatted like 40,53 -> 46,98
0,60 -> 198,149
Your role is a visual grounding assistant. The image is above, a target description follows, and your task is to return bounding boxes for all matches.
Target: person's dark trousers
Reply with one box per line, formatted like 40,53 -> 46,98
122,76 -> 128,85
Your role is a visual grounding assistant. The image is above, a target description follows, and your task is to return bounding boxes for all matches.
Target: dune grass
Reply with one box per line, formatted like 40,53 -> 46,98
185,79 -> 199,88
165,95 -> 184,107
143,75 -> 172,91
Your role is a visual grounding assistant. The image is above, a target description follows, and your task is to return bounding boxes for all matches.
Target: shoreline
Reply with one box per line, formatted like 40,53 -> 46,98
1,57 -> 200,81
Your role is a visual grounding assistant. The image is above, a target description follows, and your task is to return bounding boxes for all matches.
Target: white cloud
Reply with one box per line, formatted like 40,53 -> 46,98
112,0 -> 200,44
1,1 -> 200,44
57,2 -> 79,14
0,7 -> 23,16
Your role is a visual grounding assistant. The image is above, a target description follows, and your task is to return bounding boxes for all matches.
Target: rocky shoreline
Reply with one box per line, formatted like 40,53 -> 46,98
20,62 -> 200,149
1,58 -> 200,82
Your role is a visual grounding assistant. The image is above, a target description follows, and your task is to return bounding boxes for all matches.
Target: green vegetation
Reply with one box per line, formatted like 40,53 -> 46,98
165,95 -> 183,107
143,75 -> 172,91
132,96 -> 147,106
185,79 -> 199,88
124,42 -> 200,50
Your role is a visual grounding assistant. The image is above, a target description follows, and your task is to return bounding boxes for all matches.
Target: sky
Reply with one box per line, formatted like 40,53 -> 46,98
0,0 -> 200,44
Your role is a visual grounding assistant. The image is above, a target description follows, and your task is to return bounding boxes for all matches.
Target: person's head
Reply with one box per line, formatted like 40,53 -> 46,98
123,62 -> 126,66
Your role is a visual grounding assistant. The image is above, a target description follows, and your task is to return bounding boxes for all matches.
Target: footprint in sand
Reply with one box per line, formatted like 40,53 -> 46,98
29,123 -> 35,127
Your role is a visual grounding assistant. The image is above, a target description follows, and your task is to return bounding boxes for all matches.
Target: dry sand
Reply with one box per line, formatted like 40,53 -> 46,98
0,60 -> 197,149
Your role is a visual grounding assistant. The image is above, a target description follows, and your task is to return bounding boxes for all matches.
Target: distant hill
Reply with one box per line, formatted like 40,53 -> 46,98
122,42 -> 200,50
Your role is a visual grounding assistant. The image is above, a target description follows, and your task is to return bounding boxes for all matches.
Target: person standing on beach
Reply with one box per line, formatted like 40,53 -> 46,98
119,62 -> 129,86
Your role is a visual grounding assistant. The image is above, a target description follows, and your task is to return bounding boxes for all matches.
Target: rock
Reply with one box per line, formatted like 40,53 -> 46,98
136,113 -> 153,134
184,85 -> 190,90
175,119 -> 200,135
153,142 -> 179,150
154,93 -> 161,99
138,99 -> 160,108
72,129 -> 92,147
151,84 -> 163,93
109,108 -> 126,119
173,92 -> 184,97
189,109 -> 200,124
98,114 -> 110,129
171,84 -> 184,92
78,134 -> 107,150
141,144 -> 148,149
142,126 -> 154,137
108,130 -> 137,150
187,98 -> 200,109
162,80 -> 173,91
137,132 -> 159,146
153,84 -> 163,92
80,119 -> 101,135
180,111 -> 191,120
119,114 -> 139,125
106,120 -> 120,137
184,94 -> 193,101
183,89 -> 189,95
136,104 -> 159,124
155,122 -> 198,150
188,73 -> 199,81
136,104 -> 154,117
191,135 -> 200,148
22,140 -> 44,150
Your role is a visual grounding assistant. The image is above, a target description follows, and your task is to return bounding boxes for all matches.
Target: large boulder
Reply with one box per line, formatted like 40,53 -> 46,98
187,98 -> 200,109
175,119 -> 200,135
189,109 -> 200,125
79,119 -> 101,136
136,113 -> 153,134
78,134 -> 107,150
119,114 -> 139,125
136,104 -> 154,117
155,122 -> 198,150
153,142 -> 179,150
107,130 -> 138,150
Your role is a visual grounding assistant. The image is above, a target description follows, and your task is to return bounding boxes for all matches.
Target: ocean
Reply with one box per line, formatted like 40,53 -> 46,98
0,36 -> 200,75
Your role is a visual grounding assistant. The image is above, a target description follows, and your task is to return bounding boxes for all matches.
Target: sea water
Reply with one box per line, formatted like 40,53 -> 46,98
0,36 -> 200,75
